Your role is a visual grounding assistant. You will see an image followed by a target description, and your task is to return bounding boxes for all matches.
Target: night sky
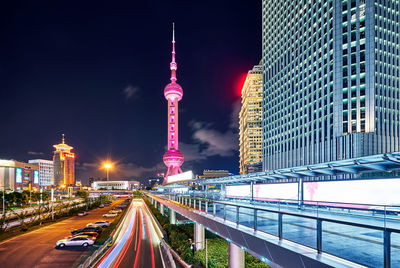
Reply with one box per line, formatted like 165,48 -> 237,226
0,1 -> 261,184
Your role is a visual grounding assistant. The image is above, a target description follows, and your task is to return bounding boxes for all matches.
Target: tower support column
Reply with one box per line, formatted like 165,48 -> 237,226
194,222 -> 205,250
170,209 -> 176,224
228,242 -> 245,268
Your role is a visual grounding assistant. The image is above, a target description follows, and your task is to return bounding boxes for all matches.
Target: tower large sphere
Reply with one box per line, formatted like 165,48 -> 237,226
164,82 -> 183,101
163,149 -> 184,167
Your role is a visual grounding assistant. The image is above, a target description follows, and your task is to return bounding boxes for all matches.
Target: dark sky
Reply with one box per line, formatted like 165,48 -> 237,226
0,1 -> 261,184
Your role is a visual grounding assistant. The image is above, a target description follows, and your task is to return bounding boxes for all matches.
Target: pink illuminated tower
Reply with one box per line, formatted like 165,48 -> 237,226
162,23 -> 184,184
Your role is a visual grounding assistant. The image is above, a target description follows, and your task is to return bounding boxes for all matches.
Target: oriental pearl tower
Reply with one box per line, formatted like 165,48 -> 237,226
162,23 -> 184,184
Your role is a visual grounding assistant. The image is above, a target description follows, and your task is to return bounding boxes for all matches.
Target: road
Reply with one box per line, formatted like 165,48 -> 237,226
0,198 -> 125,268
97,200 -> 167,268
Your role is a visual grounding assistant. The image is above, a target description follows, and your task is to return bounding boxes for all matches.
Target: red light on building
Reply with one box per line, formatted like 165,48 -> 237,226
64,153 -> 75,159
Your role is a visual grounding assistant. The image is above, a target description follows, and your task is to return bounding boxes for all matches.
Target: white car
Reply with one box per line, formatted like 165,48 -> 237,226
56,236 -> 94,248
103,213 -> 118,218
87,221 -> 110,228
109,209 -> 121,214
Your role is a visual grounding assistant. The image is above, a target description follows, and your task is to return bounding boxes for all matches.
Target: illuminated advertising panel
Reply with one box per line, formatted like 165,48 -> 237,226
226,183 -> 298,201
254,183 -> 298,200
304,178 -> 400,206
34,170 -> 39,184
16,168 -> 23,183
226,185 -> 250,198
167,171 -> 194,184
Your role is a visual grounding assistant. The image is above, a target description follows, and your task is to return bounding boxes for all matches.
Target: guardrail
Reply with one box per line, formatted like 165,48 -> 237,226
78,237 -> 113,268
158,193 -> 400,268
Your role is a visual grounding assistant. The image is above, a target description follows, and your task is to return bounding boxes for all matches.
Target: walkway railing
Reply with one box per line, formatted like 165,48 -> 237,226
160,192 -> 400,268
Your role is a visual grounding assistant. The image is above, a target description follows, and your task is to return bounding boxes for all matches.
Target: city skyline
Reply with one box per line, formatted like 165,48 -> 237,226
0,1 -> 262,184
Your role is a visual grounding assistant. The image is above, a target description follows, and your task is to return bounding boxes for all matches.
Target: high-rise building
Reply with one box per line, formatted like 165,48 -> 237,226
0,159 -> 39,191
28,159 -> 54,186
53,134 -> 75,187
262,0 -> 399,171
239,64 -> 263,174
162,23 -> 184,184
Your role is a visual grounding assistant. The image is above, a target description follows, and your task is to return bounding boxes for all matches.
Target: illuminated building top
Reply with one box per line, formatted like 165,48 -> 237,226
53,134 -> 73,152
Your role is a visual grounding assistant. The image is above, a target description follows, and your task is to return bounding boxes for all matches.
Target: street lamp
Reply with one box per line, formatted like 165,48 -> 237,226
104,163 -> 112,181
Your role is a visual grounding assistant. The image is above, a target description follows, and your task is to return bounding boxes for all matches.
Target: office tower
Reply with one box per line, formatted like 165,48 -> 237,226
53,134 -> 75,187
239,64 -> 263,174
262,0 -> 399,170
28,159 -> 54,186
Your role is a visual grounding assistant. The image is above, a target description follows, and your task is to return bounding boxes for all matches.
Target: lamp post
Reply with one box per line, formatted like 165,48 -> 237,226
2,187 -> 5,217
104,163 -> 112,181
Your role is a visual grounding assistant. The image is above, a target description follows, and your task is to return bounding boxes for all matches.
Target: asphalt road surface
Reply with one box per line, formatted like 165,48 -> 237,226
0,198 -> 125,268
97,200 -> 165,268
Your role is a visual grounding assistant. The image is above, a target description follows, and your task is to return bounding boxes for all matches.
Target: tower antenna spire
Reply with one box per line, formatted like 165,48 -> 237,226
172,22 -> 175,42
170,23 -> 177,82
62,133 -> 65,144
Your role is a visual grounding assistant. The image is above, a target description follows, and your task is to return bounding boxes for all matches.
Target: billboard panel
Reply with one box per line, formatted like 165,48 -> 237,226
304,178 -> 400,206
16,168 -> 23,183
167,171 -> 194,184
226,183 -> 298,201
34,170 -> 39,184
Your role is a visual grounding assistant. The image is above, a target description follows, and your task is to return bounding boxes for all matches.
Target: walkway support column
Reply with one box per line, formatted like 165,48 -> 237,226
298,178 -> 304,209
170,209 -> 176,224
228,242 -> 245,268
194,222 -> 205,250
160,203 -> 164,215
250,181 -> 254,202
221,184 -> 226,199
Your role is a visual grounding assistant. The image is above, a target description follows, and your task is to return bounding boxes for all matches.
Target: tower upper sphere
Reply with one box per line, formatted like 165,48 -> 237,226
164,22 -> 183,101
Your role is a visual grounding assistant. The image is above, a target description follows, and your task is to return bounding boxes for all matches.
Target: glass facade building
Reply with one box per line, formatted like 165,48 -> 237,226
239,64 -> 263,174
262,0 -> 399,170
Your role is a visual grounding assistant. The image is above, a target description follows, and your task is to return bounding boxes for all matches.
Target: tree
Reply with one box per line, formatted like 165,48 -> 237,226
75,190 -> 89,200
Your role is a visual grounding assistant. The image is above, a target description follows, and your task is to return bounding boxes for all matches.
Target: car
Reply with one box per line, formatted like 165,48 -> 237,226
71,226 -> 102,235
78,211 -> 88,216
109,209 -> 122,214
56,236 -> 95,248
103,213 -> 118,218
87,221 -> 110,228
65,232 -> 99,241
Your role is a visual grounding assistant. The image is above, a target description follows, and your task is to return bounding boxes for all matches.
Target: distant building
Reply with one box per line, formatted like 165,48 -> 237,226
88,177 -> 107,187
53,134 -> 75,187
239,63 -> 263,174
246,162 -> 263,174
0,159 -> 40,191
91,180 -> 140,190
199,170 -> 230,179
28,159 -> 53,186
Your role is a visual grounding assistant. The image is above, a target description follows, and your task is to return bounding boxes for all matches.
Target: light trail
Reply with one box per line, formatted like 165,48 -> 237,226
112,210 -> 138,268
143,209 -> 155,268
133,209 -> 143,268
96,203 -> 137,268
